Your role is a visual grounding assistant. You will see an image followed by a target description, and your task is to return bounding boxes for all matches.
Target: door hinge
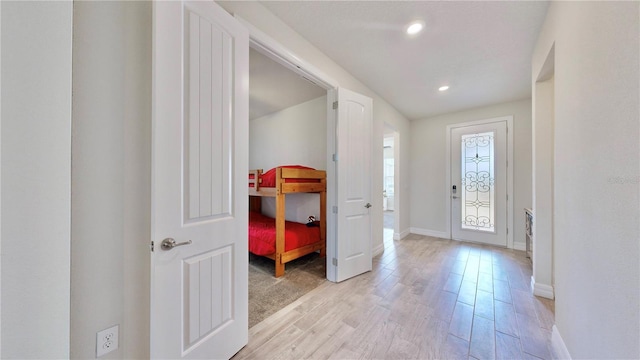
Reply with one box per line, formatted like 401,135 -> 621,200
150,241 -> 155,252
333,101 -> 338,110
332,153 -> 338,162
507,228 -> 509,235
332,258 -> 338,266
332,206 -> 338,214
506,194 -> 509,201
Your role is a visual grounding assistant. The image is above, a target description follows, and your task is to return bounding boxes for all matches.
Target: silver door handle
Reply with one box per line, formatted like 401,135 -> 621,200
452,196 -> 459,199
161,238 -> 192,251
365,203 -> 372,208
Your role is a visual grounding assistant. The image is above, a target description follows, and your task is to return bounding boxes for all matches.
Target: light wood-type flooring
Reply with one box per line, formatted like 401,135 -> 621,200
234,231 -> 556,359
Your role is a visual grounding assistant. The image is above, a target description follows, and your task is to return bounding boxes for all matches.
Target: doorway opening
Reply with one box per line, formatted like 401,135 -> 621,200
242,15 -> 374,327
531,44 -> 555,299
247,46 -> 328,327
383,126 -> 398,246
244,17 -> 374,283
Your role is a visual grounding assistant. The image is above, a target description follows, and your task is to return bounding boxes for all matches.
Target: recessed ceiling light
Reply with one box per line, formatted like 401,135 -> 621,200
406,22 -> 424,35
439,85 -> 450,92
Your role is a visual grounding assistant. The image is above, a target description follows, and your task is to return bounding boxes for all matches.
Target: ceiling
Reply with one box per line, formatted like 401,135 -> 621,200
250,48 -> 326,120
251,1 -> 549,121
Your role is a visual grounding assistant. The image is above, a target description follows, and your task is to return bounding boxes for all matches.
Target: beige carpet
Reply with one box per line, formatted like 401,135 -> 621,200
249,252 -> 326,328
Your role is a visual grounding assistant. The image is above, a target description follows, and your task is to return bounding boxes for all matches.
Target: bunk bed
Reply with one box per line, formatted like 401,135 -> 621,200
248,166 -> 326,277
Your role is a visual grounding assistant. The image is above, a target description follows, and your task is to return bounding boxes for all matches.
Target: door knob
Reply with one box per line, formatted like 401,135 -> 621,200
161,238 -> 192,251
365,203 -> 372,208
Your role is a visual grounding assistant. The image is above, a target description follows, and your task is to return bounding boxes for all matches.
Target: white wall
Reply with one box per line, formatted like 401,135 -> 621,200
1,1 -> 72,357
410,99 -> 532,248
218,1 -> 412,254
532,2 -> 639,358
250,96 -> 327,223
250,96 -> 327,170
71,2 -> 151,359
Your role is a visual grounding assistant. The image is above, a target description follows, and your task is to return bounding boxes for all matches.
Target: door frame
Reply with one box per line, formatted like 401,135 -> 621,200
445,116 -> 514,248
0,2 -> 3,351
235,16 -> 372,282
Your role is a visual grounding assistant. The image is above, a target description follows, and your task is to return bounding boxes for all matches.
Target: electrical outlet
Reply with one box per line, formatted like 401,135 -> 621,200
96,325 -> 119,357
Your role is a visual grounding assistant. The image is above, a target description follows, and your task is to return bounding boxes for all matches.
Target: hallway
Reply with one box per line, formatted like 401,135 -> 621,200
234,234 -> 555,359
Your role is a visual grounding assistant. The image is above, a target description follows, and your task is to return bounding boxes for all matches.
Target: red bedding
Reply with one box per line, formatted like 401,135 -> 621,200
249,165 -> 317,188
248,211 -> 320,256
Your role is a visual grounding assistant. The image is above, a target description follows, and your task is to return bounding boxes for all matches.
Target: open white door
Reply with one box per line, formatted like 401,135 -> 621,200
333,88 -> 373,282
151,1 -> 248,358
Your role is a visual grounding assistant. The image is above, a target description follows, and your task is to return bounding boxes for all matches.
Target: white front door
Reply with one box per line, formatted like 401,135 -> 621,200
151,1 -> 249,358
333,88 -> 373,282
451,119 -> 508,247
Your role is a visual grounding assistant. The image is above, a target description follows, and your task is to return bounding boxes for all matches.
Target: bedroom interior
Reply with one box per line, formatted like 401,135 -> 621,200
248,48 -> 329,326
248,166 -> 327,278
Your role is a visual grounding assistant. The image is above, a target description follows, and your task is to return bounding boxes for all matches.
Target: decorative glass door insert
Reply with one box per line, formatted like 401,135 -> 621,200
461,131 -> 495,232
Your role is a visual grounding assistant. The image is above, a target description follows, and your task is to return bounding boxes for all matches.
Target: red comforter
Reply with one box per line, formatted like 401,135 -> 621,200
248,212 -> 320,256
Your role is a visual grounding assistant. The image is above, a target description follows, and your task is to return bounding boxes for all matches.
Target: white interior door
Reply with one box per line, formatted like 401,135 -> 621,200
151,1 -> 248,358
451,120 -> 507,247
334,88 -> 373,282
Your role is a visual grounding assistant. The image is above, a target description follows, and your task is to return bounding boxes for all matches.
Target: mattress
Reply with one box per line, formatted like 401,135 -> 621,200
248,211 -> 320,256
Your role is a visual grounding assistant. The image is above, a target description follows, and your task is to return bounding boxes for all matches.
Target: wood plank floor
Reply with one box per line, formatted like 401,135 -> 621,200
234,232 -> 556,359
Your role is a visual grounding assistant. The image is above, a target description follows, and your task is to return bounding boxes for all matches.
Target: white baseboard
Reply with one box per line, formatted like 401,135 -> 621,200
395,228 -> 410,240
410,227 -> 449,239
531,276 -> 555,299
552,325 -> 571,359
513,241 -> 526,251
372,243 -> 384,257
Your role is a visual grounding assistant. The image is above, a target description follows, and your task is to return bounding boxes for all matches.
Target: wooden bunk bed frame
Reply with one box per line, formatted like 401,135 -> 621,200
249,167 -> 326,277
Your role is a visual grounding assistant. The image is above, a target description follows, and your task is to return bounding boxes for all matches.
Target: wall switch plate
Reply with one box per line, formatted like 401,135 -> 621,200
96,325 -> 119,357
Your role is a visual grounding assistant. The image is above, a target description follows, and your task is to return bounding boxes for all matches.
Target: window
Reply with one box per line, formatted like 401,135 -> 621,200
461,132 -> 495,232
